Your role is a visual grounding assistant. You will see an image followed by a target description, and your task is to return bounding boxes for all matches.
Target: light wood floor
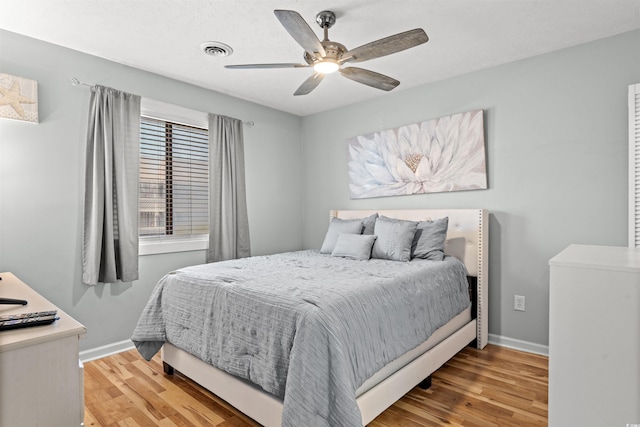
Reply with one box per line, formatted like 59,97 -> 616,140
84,344 -> 548,427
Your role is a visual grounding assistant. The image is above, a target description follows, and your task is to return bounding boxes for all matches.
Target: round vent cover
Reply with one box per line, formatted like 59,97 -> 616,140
200,41 -> 233,57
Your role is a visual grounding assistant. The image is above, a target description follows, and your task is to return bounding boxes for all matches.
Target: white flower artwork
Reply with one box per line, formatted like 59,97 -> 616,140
347,110 -> 487,199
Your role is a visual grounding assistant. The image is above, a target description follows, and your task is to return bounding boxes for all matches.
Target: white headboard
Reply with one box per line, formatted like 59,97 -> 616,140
330,208 -> 489,349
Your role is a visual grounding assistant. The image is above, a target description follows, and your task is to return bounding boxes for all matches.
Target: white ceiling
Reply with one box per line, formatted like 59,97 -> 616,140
1,1 -> 640,116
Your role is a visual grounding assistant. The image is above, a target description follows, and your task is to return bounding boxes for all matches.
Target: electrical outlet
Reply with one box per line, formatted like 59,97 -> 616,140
514,295 -> 525,311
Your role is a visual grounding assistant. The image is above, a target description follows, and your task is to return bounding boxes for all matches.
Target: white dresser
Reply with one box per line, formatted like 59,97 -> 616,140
549,245 -> 640,427
0,272 -> 86,427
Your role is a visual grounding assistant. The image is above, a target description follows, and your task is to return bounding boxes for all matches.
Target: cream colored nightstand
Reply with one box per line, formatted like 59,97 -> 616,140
0,272 -> 86,427
549,245 -> 640,427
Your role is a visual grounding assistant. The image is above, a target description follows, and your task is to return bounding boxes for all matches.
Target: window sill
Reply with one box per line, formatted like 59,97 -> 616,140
139,236 -> 208,256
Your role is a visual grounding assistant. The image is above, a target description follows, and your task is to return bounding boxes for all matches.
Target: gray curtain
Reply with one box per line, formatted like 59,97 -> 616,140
207,114 -> 251,262
82,85 -> 141,285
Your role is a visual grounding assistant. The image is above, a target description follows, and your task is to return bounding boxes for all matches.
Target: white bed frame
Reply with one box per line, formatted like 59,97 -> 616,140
162,208 -> 488,426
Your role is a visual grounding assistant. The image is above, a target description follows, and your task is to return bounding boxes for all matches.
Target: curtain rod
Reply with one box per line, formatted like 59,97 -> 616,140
70,77 -> 93,88
70,77 -> 255,127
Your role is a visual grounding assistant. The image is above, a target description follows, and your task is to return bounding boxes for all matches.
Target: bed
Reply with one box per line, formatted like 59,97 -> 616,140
132,208 -> 488,427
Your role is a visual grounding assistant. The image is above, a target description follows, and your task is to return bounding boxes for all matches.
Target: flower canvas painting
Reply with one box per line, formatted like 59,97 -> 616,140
347,110 -> 487,199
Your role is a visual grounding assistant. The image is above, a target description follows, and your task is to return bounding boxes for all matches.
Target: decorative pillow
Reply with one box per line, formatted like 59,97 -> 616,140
411,217 -> 449,261
371,216 -> 418,262
320,218 -> 364,254
331,234 -> 377,260
359,213 -> 378,235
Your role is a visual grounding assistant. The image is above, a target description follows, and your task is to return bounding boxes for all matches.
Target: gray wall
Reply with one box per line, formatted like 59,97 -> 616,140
0,30 -> 303,351
2,28 -> 639,353
301,30 -> 640,347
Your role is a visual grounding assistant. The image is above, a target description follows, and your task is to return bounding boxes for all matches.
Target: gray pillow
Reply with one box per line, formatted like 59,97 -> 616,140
411,217 -> 449,261
320,218 -> 364,254
331,234 -> 377,260
360,213 -> 378,235
371,216 -> 418,262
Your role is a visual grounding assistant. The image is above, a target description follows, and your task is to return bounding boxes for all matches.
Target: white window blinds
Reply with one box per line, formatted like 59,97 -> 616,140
629,83 -> 640,247
140,116 -> 209,238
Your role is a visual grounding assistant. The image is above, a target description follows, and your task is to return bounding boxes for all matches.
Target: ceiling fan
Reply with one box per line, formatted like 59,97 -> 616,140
225,10 -> 429,96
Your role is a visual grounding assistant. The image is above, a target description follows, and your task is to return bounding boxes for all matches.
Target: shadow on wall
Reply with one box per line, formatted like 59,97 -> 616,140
488,213 -> 501,337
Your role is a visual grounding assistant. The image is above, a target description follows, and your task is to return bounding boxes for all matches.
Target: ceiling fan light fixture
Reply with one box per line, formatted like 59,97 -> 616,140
314,59 -> 339,74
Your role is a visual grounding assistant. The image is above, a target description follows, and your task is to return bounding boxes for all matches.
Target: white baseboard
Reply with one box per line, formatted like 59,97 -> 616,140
80,334 -> 548,364
80,339 -> 135,363
488,333 -> 549,356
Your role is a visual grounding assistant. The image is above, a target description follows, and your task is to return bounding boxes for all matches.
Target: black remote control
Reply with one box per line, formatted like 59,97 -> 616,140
0,310 -> 59,331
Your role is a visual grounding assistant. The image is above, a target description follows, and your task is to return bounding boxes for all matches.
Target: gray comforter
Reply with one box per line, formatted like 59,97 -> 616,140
132,250 -> 470,427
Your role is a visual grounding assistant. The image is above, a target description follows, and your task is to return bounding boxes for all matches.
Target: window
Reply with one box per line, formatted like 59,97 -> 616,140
138,99 -> 210,254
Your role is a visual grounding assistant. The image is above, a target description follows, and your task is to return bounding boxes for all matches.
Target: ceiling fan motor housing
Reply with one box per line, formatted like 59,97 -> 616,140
305,40 -> 346,65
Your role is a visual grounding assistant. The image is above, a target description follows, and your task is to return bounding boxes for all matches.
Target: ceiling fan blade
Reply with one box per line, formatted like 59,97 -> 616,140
274,10 -> 326,57
294,72 -> 325,96
341,28 -> 428,63
225,63 -> 311,69
339,67 -> 400,91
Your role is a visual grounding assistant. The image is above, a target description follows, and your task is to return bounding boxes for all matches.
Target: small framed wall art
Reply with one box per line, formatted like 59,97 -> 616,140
0,73 -> 39,123
347,109 -> 487,199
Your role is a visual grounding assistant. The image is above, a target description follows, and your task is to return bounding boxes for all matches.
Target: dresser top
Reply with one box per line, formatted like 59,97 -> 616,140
549,244 -> 640,273
0,272 -> 86,353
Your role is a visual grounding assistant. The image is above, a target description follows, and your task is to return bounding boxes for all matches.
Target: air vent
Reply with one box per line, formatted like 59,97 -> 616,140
201,42 -> 233,57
